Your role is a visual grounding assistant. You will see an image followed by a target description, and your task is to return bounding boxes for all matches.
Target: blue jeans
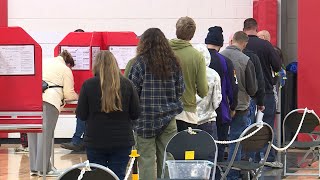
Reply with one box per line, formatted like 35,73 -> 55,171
72,118 -> 85,145
248,99 -> 256,125
255,94 -> 277,162
215,123 -> 230,180
227,112 -> 249,180
216,123 -> 229,162
86,147 -> 131,180
242,99 -> 256,160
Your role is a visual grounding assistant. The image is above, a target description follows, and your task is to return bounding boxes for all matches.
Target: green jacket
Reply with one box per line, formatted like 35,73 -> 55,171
124,58 -> 135,78
169,39 -> 208,112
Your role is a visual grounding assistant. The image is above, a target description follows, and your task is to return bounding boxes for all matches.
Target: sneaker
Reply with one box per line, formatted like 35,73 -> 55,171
30,171 -> 38,176
38,170 -> 62,177
61,142 -> 84,151
14,146 -> 29,154
264,161 -> 284,168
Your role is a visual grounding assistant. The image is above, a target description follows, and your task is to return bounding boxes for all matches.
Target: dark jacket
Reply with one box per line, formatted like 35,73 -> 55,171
208,49 -> 238,124
246,35 -> 281,94
221,45 -> 257,111
76,76 -> 140,150
243,49 -> 265,106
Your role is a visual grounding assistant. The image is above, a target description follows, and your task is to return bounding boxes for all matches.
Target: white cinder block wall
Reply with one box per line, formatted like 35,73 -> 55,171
8,0 -> 253,138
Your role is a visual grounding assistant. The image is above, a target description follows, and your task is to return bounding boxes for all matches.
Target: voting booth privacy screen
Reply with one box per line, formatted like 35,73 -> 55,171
54,31 -> 139,94
0,27 -> 42,135
55,31 -> 139,112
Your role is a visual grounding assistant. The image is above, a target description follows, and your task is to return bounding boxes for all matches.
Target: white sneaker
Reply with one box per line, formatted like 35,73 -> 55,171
14,146 -> 29,154
264,161 -> 283,168
38,170 -> 62,177
30,171 -> 38,176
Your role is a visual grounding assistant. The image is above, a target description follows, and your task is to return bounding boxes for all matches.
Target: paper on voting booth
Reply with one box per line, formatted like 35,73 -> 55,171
60,46 -> 90,70
91,47 -> 101,65
0,45 -> 35,75
109,46 -> 137,69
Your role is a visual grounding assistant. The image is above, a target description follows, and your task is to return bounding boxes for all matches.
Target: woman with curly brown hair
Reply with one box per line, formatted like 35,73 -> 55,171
129,28 -> 184,180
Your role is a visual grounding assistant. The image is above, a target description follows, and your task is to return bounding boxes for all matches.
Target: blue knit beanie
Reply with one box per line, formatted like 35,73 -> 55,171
205,26 -> 224,47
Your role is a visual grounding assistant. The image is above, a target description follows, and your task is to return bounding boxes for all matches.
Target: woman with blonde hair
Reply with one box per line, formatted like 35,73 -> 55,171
76,50 -> 140,179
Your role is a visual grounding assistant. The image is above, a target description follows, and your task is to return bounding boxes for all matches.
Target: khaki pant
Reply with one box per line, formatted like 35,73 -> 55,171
136,119 -> 177,180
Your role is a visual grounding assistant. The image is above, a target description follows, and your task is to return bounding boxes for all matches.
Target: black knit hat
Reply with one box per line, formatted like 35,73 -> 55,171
205,26 -> 224,47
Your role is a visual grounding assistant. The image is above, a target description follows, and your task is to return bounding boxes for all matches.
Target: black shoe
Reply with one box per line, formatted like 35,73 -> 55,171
60,142 -> 84,151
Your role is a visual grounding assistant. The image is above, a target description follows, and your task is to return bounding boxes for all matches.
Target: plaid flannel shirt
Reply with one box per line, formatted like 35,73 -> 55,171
128,57 -> 184,138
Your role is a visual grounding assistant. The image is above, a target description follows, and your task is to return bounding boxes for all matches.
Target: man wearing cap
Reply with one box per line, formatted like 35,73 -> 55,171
205,26 -> 238,164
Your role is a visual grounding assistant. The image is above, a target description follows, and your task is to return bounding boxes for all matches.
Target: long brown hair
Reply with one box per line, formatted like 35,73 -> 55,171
92,50 -> 122,113
137,28 -> 180,80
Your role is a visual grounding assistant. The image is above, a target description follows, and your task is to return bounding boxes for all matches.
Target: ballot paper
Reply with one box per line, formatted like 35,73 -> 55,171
109,46 -> 137,69
91,47 -> 101,65
256,110 -> 264,126
61,46 -> 90,70
0,45 -> 35,75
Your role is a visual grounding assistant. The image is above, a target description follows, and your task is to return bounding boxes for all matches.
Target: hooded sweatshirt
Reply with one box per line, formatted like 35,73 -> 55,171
169,39 -> 208,113
193,44 -> 222,124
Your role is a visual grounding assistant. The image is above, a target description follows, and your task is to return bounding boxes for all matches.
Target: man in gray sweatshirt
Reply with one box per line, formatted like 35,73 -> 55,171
220,31 -> 257,180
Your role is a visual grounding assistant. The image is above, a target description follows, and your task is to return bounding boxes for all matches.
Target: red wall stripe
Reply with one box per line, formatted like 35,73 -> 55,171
0,0 -> 8,27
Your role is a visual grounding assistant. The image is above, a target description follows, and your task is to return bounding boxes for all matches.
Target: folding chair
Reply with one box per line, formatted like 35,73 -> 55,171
283,108 -> 320,177
57,162 -> 120,180
161,128 -> 218,180
217,123 -> 274,180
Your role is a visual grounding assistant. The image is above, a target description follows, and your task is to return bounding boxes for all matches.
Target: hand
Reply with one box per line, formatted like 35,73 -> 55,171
258,106 -> 265,111
230,110 -> 236,118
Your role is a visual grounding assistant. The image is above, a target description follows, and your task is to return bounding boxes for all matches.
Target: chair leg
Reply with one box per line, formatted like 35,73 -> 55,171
318,148 -> 320,178
309,153 -> 318,166
298,148 -> 313,167
284,151 -> 287,177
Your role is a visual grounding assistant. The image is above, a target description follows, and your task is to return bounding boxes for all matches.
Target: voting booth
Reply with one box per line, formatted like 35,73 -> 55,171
0,26 -> 50,178
0,27 -> 43,133
54,31 -> 139,137
54,31 -> 139,94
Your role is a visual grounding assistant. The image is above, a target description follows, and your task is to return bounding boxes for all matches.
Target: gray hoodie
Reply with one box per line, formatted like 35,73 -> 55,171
220,45 -> 257,111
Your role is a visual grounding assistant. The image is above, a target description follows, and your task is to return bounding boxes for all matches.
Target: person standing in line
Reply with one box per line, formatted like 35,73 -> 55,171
169,16 -> 208,132
129,28 -> 184,180
205,26 -> 238,164
76,50 -> 140,179
28,50 -> 78,177
242,48 -> 265,126
220,31 -> 257,180
193,44 -> 222,140
244,18 -> 282,168
257,30 -> 286,110
60,29 -> 86,152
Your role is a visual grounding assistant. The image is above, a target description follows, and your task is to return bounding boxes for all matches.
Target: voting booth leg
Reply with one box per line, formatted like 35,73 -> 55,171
276,88 -> 282,162
42,104 -> 47,180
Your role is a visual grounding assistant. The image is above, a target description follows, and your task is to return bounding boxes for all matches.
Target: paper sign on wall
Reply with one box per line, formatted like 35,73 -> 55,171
109,46 -> 137,69
61,46 -> 90,70
0,45 -> 35,75
91,47 -> 101,66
